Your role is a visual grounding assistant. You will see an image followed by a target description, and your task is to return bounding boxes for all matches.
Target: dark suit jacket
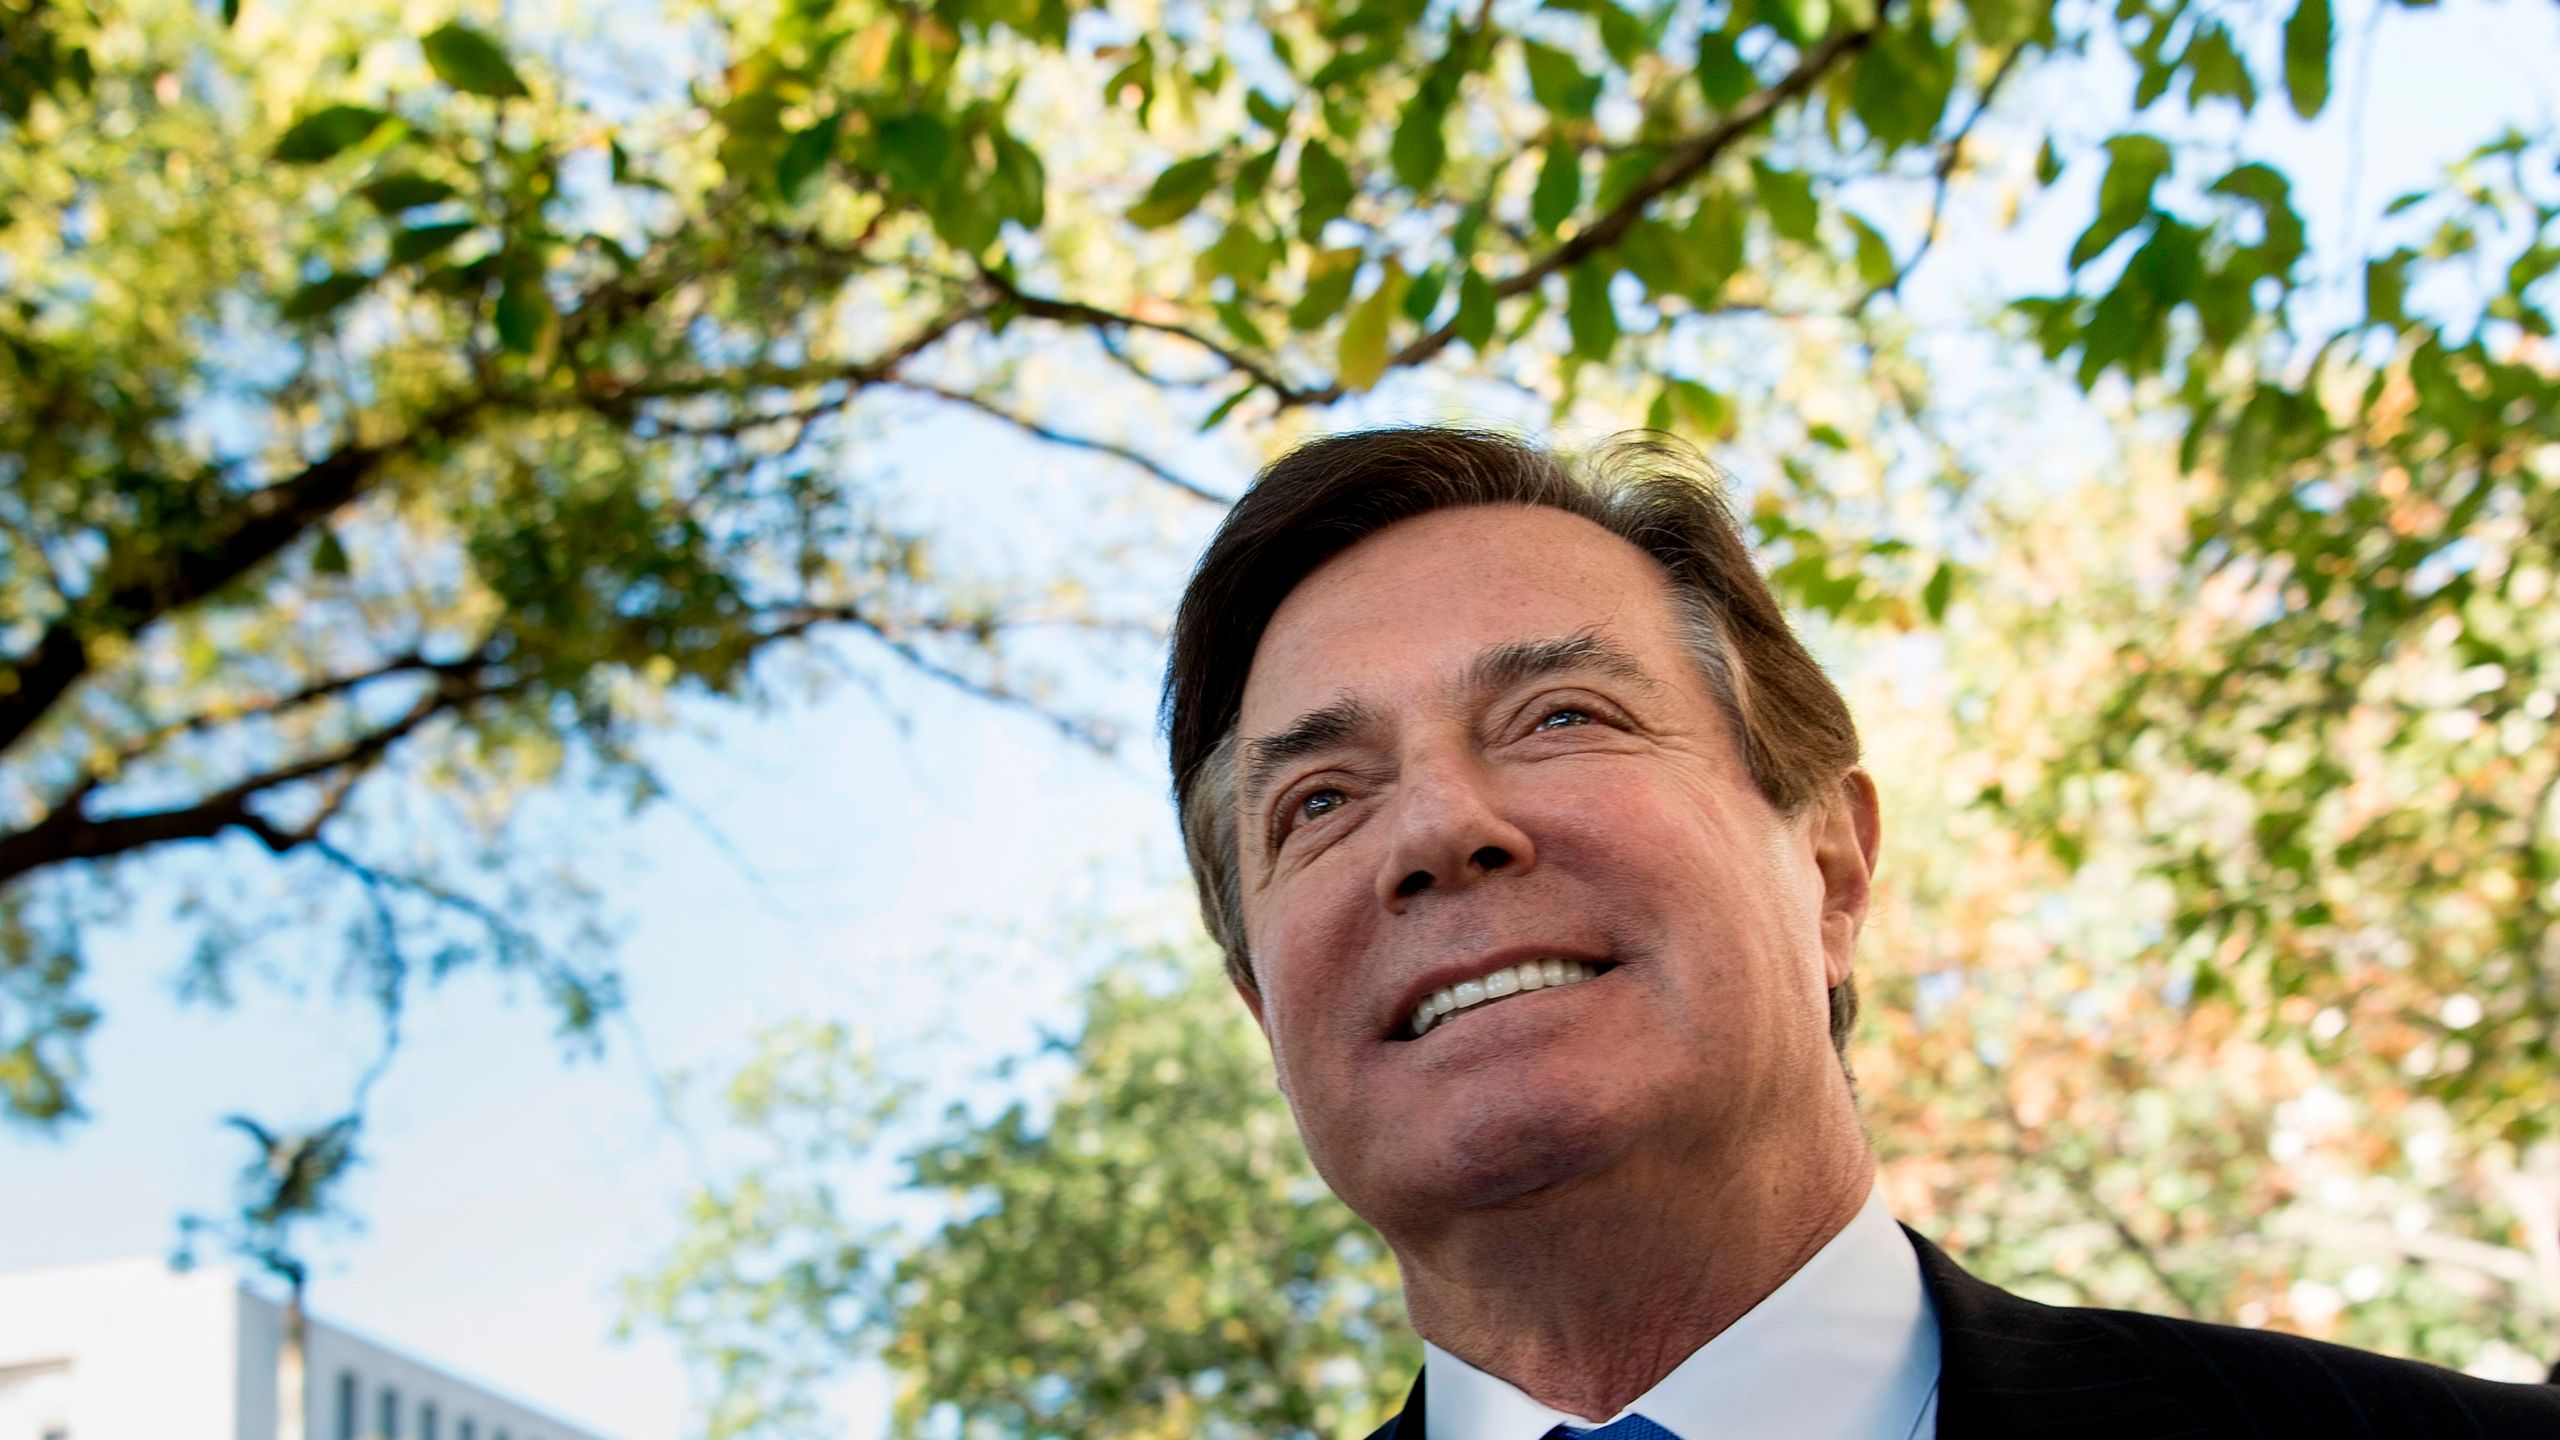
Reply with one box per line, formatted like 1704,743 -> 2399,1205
1360,1227 -> 2560,1438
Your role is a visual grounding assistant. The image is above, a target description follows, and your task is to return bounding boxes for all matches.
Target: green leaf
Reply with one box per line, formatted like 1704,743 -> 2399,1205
495,270 -> 553,355
422,21 -> 528,99
2184,25 -> 2256,113
1244,89 -> 1291,131
1847,213 -> 1896,290
1233,144 -> 1279,204
1565,262 -> 1618,362
1196,221 -> 1280,283
1214,296 -> 1271,351
2035,138 -> 2062,186
1663,378 -> 1731,438
1128,152 -> 1224,229
2282,0 -> 2332,119
273,105 -> 392,163
876,113 -> 954,198
2070,133 -> 2170,270
1684,196 -> 1745,305
1849,19 -> 1956,151
1288,249 -> 1362,331
1401,265 -> 1447,324
1595,147 -> 1661,212
988,132 -> 1047,229
1337,262 -> 1410,391
359,172 -> 457,212
1390,99 -> 1448,190
1619,219 -> 1686,297
280,270 -> 373,321
2365,249 -> 2412,328
1296,138 -> 1354,234
1532,144 -> 1582,234
1962,0 -> 2032,47
1198,383 -> 1255,431
1521,41 -> 1601,119
1762,0 -> 1832,45
777,113 -> 841,204
2096,134 -> 2171,220
1694,31 -> 1756,110
1455,268 -> 1497,349
1751,160 -> 1818,245
311,528 -> 351,576
389,220 -> 474,264
1922,560 -> 1955,622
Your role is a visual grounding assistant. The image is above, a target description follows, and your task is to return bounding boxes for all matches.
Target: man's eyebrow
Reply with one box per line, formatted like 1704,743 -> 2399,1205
1241,696 -> 1386,816
1237,632 -> 1660,817
1464,630 -> 1663,700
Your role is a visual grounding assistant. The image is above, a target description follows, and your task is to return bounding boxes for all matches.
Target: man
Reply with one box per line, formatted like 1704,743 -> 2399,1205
1160,426 -> 2560,1439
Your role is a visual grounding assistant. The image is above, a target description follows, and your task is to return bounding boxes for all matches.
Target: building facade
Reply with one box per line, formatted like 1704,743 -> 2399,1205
0,1259 -> 614,1440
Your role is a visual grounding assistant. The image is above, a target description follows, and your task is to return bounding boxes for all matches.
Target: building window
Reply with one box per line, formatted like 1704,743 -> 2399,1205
457,1419 -> 476,1440
338,1372 -> 360,1440
420,1401 -> 439,1440
380,1386 -> 402,1440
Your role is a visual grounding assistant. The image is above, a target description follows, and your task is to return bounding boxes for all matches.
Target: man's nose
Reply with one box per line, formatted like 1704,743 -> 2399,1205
1375,754 -> 1539,910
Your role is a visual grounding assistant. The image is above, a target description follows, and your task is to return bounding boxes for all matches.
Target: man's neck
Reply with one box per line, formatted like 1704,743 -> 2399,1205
1395,1120 -> 1875,1422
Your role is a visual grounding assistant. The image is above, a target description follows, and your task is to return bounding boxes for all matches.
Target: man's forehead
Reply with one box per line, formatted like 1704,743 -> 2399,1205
1235,504 -> 1680,725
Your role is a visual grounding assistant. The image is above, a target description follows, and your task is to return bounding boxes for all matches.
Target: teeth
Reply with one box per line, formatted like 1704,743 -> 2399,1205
1407,959 -> 1602,1038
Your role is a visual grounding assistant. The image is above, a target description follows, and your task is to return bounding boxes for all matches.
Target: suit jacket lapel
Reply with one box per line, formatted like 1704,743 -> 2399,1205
1904,1226 -> 2205,1440
1365,1369 -> 1426,1440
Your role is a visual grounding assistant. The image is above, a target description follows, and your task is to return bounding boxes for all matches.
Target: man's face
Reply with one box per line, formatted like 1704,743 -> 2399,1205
1232,504 -> 1875,1240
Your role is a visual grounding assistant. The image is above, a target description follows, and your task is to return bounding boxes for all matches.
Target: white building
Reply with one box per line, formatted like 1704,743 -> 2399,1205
0,1259 -> 615,1440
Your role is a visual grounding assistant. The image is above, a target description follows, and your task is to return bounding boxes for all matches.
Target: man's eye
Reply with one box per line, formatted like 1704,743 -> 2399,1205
1297,787 -> 1347,822
1535,707 -> 1593,731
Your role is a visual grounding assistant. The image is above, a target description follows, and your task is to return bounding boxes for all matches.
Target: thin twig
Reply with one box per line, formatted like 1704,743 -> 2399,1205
883,379 -> 1234,504
1861,42 -> 2030,313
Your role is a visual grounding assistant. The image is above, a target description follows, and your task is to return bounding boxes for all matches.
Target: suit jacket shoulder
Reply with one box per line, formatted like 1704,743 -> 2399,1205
1908,1225 -> 2560,1439
1355,1235 -> 2560,1439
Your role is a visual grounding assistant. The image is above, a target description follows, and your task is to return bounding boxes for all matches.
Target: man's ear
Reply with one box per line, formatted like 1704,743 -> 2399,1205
1812,768 -> 1882,990
1231,967 -> 1269,1031
1228,964 -> 1289,1096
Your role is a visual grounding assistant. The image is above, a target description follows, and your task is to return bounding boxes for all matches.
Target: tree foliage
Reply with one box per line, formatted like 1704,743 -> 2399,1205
625,948 -> 1413,1440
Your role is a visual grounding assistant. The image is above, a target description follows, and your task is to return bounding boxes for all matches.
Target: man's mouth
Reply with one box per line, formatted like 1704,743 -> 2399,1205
1400,958 -> 1613,1040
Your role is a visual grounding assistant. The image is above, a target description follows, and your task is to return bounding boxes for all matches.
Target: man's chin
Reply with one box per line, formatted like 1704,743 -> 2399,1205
1354,1096 -> 1631,1232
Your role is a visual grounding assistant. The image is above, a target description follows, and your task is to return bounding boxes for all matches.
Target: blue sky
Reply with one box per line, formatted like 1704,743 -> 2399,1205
3,1 -> 2554,1435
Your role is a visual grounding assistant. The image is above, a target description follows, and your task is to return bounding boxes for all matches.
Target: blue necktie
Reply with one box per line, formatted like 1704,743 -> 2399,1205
1548,1417 -> 1683,1440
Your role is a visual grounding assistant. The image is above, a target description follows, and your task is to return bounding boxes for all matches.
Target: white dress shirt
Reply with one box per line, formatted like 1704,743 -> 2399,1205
1422,1184 -> 1940,1440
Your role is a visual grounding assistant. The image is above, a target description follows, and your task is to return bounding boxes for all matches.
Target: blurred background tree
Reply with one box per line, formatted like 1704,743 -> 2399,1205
3,0 -> 2553,1428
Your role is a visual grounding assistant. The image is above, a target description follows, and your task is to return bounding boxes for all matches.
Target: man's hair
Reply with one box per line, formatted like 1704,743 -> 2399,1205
1163,425 -> 1866,1061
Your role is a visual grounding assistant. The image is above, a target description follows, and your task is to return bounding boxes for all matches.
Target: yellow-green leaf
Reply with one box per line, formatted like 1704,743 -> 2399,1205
1336,263 -> 1409,391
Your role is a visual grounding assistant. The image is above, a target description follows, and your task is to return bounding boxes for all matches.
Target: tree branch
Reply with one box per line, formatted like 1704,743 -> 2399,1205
0,659 -> 511,888
0,399 -> 488,759
972,267 -> 1309,405
1281,20 -> 1884,411
91,648 -> 492,779
881,380 -> 1234,504
597,307 -> 975,407
752,602 -> 1118,751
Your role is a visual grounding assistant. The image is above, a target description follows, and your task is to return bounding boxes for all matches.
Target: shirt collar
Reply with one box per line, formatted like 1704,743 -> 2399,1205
1421,1184 -> 1941,1440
